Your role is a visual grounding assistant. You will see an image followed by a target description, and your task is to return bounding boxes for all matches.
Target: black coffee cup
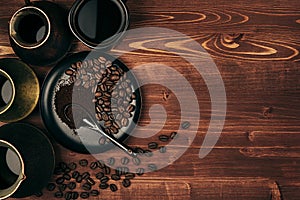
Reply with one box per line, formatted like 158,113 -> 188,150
68,0 -> 129,49
9,0 -> 73,66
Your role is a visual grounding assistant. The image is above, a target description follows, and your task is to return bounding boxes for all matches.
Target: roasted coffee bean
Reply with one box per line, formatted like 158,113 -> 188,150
96,172 -> 104,179
123,111 -> 131,118
135,147 -> 144,155
144,150 -> 153,157
54,166 -> 63,175
90,190 -> 100,196
67,182 -> 76,190
65,191 -> 72,200
82,172 -> 90,179
103,166 -> 111,174
118,167 -> 129,175
54,191 -> 63,198
170,131 -> 178,139
125,173 -> 135,179
136,168 -> 145,176
110,184 -> 118,192
98,136 -> 106,145
107,157 -> 115,166
159,135 -> 169,142
99,182 -> 109,189
131,92 -> 136,100
100,176 -> 109,183
80,192 -> 89,199
76,175 -> 83,183
59,162 -> 67,170
72,171 -> 80,179
71,192 -> 79,199
63,173 -> 71,180
122,179 -> 131,188
148,164 -> 157,171
159,146 -> 167,153
68,162 -> 77,170
58,184 -> 67,192
121,117 -> 129,127
121,157 -> 130,165
111,174 -> 121,181
127,104 -> 135,112
87,177 -> 96,185
132,157 -> 141,166
181,121 -> 191,129
55,177 -> 65,185
64,167 -> 71,173
148,142 -> 158,149
97,160 -> 105,169
79,159 -> 88,167
90,162 -> 98,170
34,191 -> 43,197
82,183 -> 92,191
47,183 -> 56,191
65,69 -> 74,76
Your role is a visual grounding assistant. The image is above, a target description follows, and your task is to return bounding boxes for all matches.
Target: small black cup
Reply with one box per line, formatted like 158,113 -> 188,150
68,0 -> 129,49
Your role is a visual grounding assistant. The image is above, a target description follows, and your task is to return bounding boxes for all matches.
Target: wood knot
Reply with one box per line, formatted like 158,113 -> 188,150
262,106 -> 273,118
162,89 -> 170,101
221,33 -> 244,49
246,131 -> 255,142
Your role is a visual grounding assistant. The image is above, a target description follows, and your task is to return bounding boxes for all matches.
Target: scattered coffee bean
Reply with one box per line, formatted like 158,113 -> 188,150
148,142 -> 158,149
122,179 -> 131,188
90,190 -> 100,196
59,162 -> 67,171
97,160 -> 105,169
107,157 -> 115,166
58,184 -> 67,192
54,166 -> 63,175
99,182 -> 109,189
68,162 -> 77,170
121,157 -> 130,165
181,121 -> 190,129
66,182 -> 75,191
100,176 -> 109,183
103,166 -> 111,174
96,172 -> 104,180
144,150 -> 153,157
76,175 -> 83,183
132,157 -> 141,166
136,168 -> 144,176
159,146 -> 167,153
170,131 -> 178,139
86,177 -> 96,185
63,173 -> 71,180
135,147 -> 144,156
82,172 -> 90,179
65,191 -> 72,200
80,192 -> 90,199
71,191 -> 79,199
159,135 -> 169,142
54,191 -> 63,198
47,183 -> 56,191
110,184 -> 118,192
82,183 -> 92,191
111,174 -> 121,181
72,171 -> 80,179
79,159 -> 88,167
90,162 -> 98,170
125,173 -> 135,179
34,191 -> 43,197
55,177 -> 65,185
148,164 -> 157,171
64,167 -> 71,173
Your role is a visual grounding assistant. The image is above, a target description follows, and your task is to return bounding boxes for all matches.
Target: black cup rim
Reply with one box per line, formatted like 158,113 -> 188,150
68,0 -> 129,49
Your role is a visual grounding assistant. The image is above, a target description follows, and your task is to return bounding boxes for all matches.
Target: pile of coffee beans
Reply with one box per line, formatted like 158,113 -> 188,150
63,56 -> 137,139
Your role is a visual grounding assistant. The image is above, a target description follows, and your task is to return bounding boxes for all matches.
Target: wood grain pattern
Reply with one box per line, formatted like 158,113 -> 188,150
0,0 -> 299,199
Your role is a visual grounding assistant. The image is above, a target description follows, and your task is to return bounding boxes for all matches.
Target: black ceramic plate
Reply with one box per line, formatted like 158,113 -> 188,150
40,51 -> 141,154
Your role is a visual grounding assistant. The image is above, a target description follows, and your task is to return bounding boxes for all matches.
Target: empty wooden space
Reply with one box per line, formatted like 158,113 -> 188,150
1,0 -> 299,199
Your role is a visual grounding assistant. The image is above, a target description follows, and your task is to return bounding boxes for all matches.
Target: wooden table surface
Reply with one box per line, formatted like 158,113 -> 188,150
1,0 -> 300,199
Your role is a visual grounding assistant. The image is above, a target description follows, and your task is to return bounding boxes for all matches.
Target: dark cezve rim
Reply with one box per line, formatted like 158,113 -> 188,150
68,0 -> 129,49
40,51 -> 141,154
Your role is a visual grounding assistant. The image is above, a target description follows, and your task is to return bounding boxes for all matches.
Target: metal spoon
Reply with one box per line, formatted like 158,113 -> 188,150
83,118 -> 137,157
